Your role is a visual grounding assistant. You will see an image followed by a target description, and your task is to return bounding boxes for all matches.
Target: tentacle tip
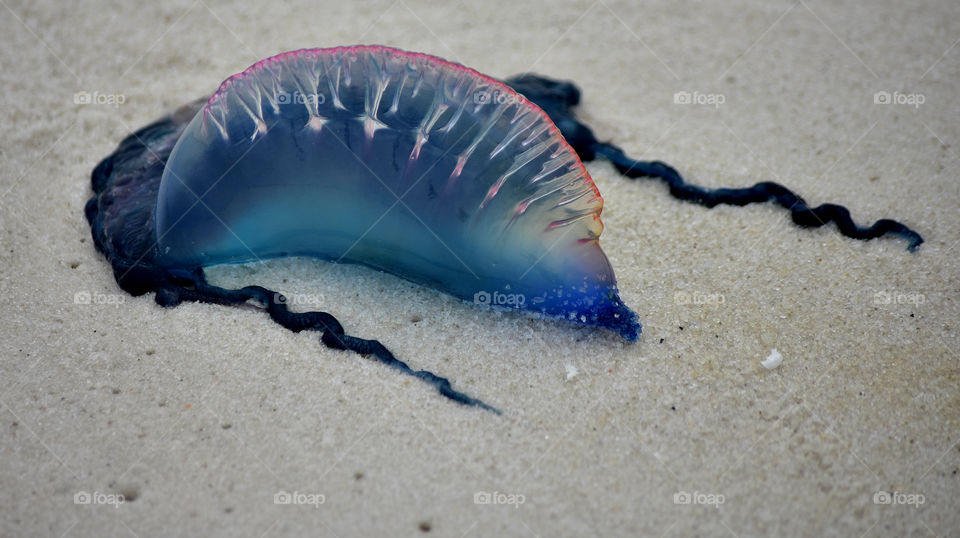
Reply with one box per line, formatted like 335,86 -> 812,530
474,400 -> 503,415
437,385 -> 503,416
458,397 -> 502,415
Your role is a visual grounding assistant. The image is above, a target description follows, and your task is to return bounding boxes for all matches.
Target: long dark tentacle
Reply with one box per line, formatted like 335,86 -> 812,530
154,270 -> 501,414
87,103 -> 500,414
504,74 -> 924,252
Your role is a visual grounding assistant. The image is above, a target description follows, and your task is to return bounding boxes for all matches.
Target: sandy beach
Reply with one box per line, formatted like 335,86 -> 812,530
1,0 -> 957,535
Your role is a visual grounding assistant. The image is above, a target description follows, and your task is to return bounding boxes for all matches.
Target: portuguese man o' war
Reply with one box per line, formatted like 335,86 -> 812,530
85,45 -> 923,413
157,47 -> 636,339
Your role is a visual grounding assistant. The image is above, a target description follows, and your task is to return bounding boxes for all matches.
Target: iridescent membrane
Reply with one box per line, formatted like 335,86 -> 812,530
157,46 -> 638,340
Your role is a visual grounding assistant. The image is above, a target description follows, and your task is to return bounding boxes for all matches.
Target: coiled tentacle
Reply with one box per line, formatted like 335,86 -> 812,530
505,74 -> 924,252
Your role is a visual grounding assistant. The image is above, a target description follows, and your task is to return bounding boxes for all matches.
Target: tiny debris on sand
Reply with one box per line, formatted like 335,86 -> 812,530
761,349 -> 783,370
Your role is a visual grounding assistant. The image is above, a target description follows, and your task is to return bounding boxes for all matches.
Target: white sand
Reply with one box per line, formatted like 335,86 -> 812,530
2,0 -> 958,535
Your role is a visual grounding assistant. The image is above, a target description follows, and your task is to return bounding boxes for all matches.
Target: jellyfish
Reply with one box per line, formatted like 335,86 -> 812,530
85,46 -> 922,413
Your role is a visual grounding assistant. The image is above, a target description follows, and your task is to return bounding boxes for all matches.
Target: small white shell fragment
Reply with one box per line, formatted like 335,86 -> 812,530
565,364 -> 578,380
761,349 -> 783,370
